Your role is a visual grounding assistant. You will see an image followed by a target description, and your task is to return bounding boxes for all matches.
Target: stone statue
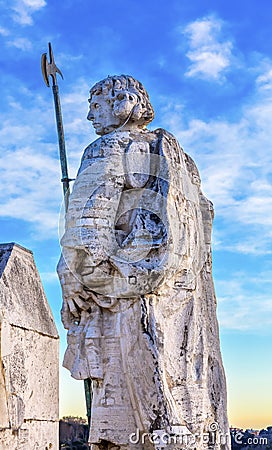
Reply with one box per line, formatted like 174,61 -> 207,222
57,75 -> 230,450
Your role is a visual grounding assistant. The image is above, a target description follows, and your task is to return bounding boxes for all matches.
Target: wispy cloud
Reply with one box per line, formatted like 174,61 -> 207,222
256,68 -> 272,91
7,37 -> 32,51
0,78 -> 92,238
0,145 -> 60,230
157,66 -> 272,255
0,26 -> 10,36
40,271 -> 59,282
9,0 -> 46,26
216,272 -> 272,332
182,15 -> 233,81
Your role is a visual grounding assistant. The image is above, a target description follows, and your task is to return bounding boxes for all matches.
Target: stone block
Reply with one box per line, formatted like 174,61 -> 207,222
0,243 -> 59,450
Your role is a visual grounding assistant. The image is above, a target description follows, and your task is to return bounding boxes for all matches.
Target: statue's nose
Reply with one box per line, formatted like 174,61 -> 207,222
87,110 -> 94,121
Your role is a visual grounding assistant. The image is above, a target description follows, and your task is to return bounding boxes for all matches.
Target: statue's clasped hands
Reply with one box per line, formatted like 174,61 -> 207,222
61,280 -> 94,327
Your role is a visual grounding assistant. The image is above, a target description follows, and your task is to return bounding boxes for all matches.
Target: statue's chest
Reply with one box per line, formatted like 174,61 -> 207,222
79,132 -> 158,187
84,131 -> 156,161
84,133 -> 130,162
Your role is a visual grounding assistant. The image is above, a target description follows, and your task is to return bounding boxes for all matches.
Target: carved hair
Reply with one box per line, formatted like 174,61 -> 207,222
89,75 -> 154,126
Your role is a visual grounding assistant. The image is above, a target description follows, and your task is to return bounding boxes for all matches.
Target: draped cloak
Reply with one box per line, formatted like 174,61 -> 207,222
57,128 -> 230,449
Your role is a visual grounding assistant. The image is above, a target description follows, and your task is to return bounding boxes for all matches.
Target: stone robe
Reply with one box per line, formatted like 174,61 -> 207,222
57,128 -> 230,449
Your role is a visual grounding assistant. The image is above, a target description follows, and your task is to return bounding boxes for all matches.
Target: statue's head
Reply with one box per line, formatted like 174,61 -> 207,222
87,75 -> 154,135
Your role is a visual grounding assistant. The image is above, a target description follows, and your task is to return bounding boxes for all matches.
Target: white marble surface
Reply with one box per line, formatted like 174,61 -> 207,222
58,75 -> 230,450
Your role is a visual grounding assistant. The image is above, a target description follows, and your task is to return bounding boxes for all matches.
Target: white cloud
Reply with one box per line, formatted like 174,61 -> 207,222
232,196 -> 272,227
0,26 -> 10,36
0,79 -> 91,238
223,239 -> 272,256
23,0 -> 46,7
182,15 -> 233,81
216,274 -> 272,331
0,144 -> 61,236
256,69 -> 272,90
40,271 -> 59,283
7,37 -> 32,51
11,0 -> 46,26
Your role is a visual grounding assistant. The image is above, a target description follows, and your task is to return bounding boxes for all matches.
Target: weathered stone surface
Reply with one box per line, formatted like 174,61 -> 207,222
0,243 -> 59,450
0,243 -> 57,335
0,422 -> 59,450
58,75 -> 230,449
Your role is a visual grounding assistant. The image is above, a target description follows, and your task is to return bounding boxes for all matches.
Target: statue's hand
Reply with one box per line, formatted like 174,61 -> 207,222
61,282 -> 92,329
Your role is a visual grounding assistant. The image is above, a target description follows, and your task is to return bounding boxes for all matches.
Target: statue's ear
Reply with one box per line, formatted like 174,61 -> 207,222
131,103 -> 142,121
113,91 -> 138,119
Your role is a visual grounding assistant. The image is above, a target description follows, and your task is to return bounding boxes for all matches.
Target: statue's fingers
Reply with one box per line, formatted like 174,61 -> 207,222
73,296 -> 91,311
66,298 -> 79,317
79,289 -> 91,300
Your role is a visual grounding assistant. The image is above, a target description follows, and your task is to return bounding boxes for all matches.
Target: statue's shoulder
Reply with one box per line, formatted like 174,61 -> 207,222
153,127 -> 185,154
81,136 -> 103,161
77,137 -> 104,175
152,127 -> 186,166
153,128 -> 201,184
153,127 -> 179,144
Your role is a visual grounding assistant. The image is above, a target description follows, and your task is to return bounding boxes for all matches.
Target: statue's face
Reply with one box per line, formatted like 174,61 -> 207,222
87,94 -> 121,135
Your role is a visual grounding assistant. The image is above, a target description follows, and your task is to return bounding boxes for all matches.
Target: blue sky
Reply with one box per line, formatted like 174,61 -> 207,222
1,0 -> 272,429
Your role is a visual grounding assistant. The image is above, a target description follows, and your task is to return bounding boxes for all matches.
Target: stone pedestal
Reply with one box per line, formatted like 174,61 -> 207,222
0,243 -> 59,450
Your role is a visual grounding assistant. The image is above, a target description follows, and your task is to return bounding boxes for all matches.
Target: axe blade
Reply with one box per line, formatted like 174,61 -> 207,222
41,42 -> 64,87
41,52 -> 50,87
